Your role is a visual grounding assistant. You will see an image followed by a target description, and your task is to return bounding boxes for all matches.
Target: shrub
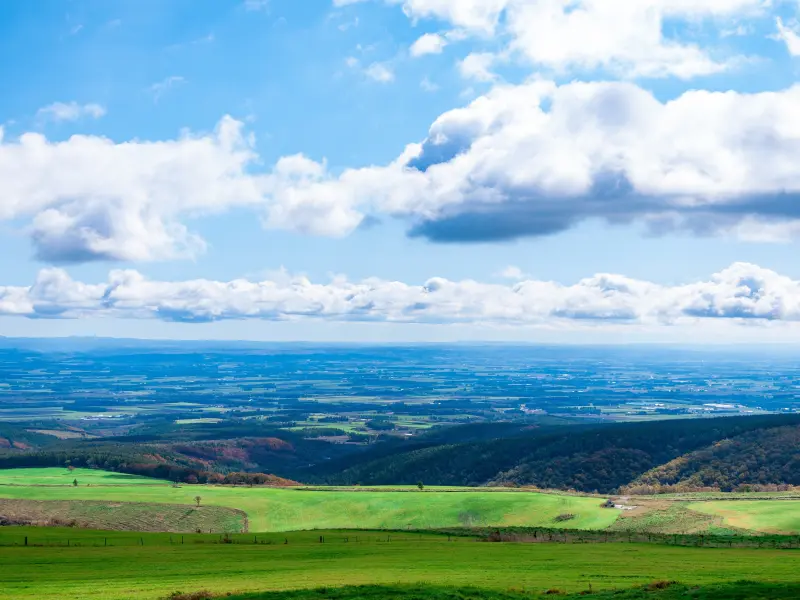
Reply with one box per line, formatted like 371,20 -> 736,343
647,580 -> 678,590
165,591 -> 215,600
554,513 -> 576,522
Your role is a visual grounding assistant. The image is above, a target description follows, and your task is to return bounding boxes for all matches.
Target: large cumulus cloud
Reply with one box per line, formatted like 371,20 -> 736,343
0,118 -> 364,263
1,262 -> 798,326
291,80 -> 800,243
7,80 -> 800,261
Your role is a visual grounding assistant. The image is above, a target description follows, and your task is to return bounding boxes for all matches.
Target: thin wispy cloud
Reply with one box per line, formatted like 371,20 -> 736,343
149,76 -> 186,102
37,101 -> 106,122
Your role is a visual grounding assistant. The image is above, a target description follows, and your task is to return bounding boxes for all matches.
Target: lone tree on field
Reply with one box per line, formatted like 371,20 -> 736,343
72,478 -> 78,487
195,496 -> 202,507
417,481 -> 424,490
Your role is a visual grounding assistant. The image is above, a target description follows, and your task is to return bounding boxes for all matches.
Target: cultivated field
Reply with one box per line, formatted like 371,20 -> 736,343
2,528 -> 800,599
0,498 -> 245,532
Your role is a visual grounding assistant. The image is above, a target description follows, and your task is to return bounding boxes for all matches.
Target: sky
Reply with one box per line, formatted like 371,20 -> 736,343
3,0 -> 800,342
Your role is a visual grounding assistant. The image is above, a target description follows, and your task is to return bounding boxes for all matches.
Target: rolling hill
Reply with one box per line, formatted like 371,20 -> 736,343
315,415 -> 800,493
625,424 -> 800,493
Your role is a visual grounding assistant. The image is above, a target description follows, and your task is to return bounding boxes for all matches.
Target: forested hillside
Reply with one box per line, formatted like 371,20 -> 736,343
625,425 -> 800,493
3,415 -> 800,492
318,415 -> 800,493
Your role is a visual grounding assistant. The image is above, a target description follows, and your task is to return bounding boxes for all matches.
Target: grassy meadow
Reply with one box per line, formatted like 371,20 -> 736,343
0,468 -> 618,532
688,500 -> 800,534
3,468 -> 800,599
3,468 -> 800,534
0,468 -> 171,486
3,529 -> 800,599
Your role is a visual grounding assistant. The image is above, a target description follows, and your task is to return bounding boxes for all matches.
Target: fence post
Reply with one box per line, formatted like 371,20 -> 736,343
140,538 -> 143,546
24,536 -> 27,546
105,538 -> 107,547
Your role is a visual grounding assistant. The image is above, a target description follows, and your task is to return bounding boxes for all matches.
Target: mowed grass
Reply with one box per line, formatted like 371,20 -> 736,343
0,468 -> 171,486
0,469 -> 618,532
688,501 -> 800,534
2,530 -> 800,599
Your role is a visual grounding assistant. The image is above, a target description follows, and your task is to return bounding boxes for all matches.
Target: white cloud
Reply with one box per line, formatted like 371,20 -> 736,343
14,79 -> 800,264
273,79 -> 800,244
365,62 -> 395,82
458,52 -> 498,81
243,0 -> 270,11
149,76 -> 186,102
357,0 -> 768,79
2,262 -> 799,327
346,58 -> 395,83
410,33 -> 448,56
421,77 -> 440,92
0,116 -> 264,263
775,17 -> 800,56
497,265 -> 527,280
37,102 -> 106,123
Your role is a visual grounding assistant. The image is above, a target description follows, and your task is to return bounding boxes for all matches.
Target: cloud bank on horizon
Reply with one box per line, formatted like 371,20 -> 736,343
0,262 -> 797,327
3,0 -> 800,335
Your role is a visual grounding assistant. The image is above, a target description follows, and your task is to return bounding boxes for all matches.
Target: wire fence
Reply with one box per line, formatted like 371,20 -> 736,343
0,531 -> 470,548
2,528 -> 800,549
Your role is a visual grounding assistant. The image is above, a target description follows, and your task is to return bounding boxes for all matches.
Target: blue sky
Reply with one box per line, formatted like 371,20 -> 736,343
3,0 -> 800,341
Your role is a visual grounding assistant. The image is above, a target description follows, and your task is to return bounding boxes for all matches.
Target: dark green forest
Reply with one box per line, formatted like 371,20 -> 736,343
2,415 -> 800,493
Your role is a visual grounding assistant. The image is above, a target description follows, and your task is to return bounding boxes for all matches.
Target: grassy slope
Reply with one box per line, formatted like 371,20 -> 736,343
0,468 -> 171,486
0,498 -> 245,533
2,531 -> 800,599
688,501 -> 800,534
0,468 -> 618,532
4,468 -> 800,534
608,503 -> 722,534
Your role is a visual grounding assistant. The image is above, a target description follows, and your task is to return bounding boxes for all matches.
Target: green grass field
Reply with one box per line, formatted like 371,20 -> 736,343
2,529 -> 800,599
0,468 -> 618,532
688,500 -> 800,534
4,469 -> 800,535
0,468 -> 171,486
